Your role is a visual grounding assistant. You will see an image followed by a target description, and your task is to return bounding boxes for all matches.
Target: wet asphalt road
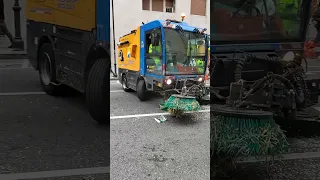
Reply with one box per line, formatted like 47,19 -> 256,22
0,59 -> 109,179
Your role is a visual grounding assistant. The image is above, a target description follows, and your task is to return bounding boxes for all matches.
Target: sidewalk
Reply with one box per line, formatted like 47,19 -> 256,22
110,72 -> 118,81
0,36 -> 27,59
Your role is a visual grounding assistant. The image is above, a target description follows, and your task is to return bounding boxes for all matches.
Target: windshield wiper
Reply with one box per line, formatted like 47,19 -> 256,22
193,28 -> 200,34
174,25 -> 191,65
176,25 -> 188,48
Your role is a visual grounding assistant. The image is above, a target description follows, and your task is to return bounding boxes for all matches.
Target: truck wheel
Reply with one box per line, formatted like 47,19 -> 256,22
137,79 -> 148,101
86,58 -> 110,124
38,43 -> 63,96
122,74 -> 131,92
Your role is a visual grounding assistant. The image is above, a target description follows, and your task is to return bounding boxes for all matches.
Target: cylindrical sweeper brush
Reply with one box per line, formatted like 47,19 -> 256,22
160,94 -> 200,117
211,106 -> 289,177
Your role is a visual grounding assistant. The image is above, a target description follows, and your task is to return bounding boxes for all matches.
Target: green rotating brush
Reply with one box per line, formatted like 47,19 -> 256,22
160,94 -> 200,117
211,106 -> 289,177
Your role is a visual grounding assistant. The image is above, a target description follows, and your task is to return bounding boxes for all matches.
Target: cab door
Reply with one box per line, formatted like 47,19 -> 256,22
140,22 -> 165,78
145,28 -> 163,76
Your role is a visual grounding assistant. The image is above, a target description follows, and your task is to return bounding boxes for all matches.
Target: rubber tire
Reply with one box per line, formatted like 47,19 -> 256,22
86,58 -> 110,124
122,74 -> 131,92
137,79 -> 148,101
38,43 -> 63,96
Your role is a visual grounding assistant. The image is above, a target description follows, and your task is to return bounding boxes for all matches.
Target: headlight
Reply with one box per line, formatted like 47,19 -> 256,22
198,77 -> 203,82
166,79 -> 172,85
283,51 -> 295,61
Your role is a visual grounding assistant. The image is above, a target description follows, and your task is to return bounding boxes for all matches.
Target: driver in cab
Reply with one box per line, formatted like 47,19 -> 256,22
147,33 -> 162,74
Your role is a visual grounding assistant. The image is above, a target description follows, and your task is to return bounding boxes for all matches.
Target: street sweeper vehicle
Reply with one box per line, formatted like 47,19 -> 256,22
117,19 -> 210,112
210,0 -> 319,177
26,0 -> 111,124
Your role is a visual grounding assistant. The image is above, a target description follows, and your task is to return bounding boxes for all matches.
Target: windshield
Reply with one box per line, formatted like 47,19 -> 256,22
164,28 -> 207,75
212,0 -> 308,44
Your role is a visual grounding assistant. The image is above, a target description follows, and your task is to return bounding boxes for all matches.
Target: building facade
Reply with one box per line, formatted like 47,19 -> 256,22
110,0 -> 210,72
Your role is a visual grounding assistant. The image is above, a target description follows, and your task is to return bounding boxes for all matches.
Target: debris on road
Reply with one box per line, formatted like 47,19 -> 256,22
154,115 -> 167,123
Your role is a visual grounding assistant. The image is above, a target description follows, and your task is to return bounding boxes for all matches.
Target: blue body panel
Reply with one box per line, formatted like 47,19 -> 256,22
96,0 -> 110,43
139,20 -> 208,79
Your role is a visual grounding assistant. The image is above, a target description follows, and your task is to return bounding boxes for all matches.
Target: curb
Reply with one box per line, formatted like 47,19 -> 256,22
0,53 -> 27,59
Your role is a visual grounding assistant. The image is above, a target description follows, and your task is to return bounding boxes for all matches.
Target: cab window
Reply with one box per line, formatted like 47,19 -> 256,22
212,0 -> 305,43
145,28 -> 162,75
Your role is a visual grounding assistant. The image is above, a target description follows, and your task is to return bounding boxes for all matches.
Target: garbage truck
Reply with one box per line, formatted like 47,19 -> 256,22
26,0 -> 111,124
117,19 -> 210,102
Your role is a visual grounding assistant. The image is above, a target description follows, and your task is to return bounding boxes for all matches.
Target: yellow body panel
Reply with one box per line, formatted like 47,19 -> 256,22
26,0 -> 96,31
117,27 -> 141,72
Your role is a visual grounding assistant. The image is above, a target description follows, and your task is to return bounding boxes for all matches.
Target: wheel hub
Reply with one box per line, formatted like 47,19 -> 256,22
40,52 -> 52,86
122,77 -> 127,89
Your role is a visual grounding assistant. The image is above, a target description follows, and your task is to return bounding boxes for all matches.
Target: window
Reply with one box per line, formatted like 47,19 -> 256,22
152,0 -> 163,12
211,0 -> 308,43
191,0 -> 206,16
145,28 -> 163,75
164,28 -> 207,75
142,0 -> 175,13
142,0 -> 150,10
165,0 -> 175,13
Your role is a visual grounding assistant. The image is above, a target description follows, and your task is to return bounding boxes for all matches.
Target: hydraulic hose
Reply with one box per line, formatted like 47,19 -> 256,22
292,76 -> 305,101
244,74 -> 305,103
234,54 -> 253,82
233,55 -> 247,82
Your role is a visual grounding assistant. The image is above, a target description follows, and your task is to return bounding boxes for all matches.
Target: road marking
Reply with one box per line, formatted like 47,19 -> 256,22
308,66 -> 320,68
240,151 -> 320,163
110,109 -> 210,120
306,72 -> 316,75
305,70 -> 320,75
0,166 -> 109,180
0,67 -> 33,70
307,71 -> 320,73
0,92 -> 46,96
110,80 -> 120,84
110,90 -> 124,93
